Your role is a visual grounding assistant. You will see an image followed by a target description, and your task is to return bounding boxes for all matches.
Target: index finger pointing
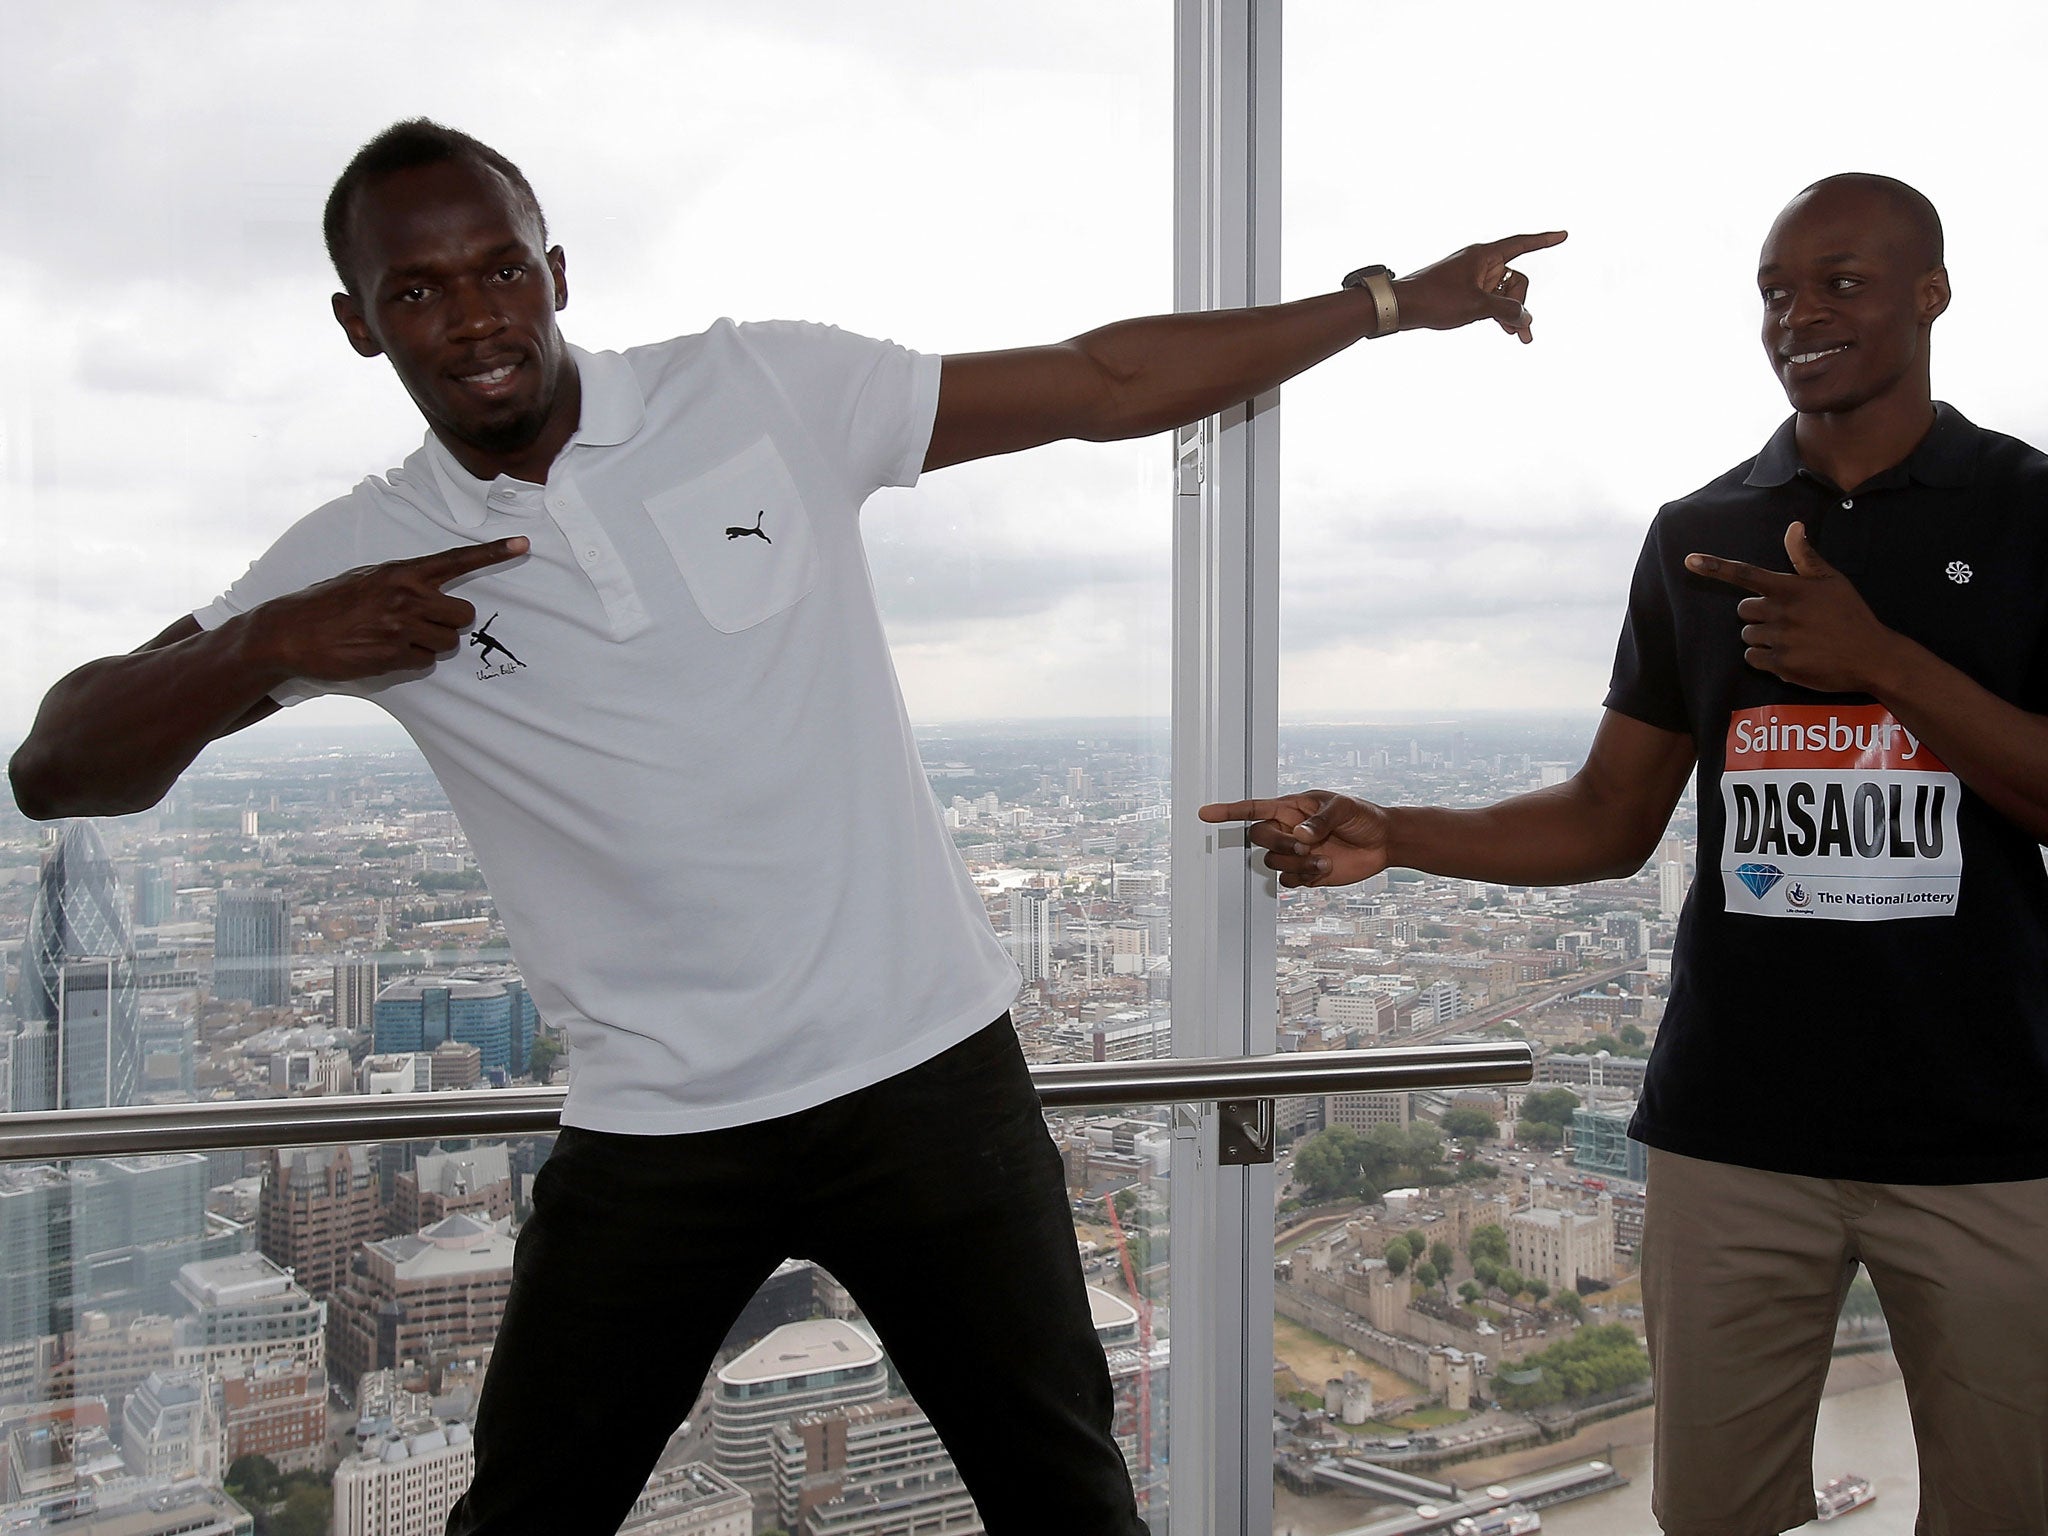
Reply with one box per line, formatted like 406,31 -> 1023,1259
1486,230 -> 1568,261
1684,552 -> 1789,595
402,537 -> 531,586
1200,798 -> 1301,825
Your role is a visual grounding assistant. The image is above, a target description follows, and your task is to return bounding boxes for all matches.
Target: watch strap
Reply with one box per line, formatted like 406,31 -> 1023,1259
1341,264 -> 1400,338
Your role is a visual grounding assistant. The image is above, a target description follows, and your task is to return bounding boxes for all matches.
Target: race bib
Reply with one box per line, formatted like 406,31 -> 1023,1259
1720,705 -> 1961,921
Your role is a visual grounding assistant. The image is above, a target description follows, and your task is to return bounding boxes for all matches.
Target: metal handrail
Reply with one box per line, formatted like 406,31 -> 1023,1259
0,1042 -> 1530,1162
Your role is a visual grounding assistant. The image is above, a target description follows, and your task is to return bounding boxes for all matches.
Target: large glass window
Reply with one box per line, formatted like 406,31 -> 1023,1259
1274,3 -> 2047,1530
2,3 -> 1173,1528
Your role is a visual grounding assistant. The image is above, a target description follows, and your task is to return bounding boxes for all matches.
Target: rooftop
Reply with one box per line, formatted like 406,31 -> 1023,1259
716,1319 -> 882,1387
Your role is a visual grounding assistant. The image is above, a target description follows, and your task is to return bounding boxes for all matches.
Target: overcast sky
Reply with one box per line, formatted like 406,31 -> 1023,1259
5,0 -> 2045,743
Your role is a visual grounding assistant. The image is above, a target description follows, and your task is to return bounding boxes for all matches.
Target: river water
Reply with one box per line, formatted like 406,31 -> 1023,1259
1275,1372 -> 1921,1536
1505,1377 -> 1916,1536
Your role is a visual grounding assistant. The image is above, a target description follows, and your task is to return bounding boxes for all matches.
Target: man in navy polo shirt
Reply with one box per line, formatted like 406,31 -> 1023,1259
11,120 -> 1565,1535
1205,174 -> 2048,1534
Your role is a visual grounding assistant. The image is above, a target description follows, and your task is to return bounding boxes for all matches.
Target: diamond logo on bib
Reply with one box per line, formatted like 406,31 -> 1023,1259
1735,863 -> 1785,900
1720,705 -> 1961,922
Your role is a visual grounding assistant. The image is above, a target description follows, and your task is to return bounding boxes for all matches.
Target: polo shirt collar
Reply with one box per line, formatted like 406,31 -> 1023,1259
1743,401 -> 1979,491
427,342 -> 647,529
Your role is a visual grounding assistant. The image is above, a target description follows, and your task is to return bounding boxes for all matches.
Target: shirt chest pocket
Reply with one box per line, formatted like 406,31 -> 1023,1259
643,436 -> 819,633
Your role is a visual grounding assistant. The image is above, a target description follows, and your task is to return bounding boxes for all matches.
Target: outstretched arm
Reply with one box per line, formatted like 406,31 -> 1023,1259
1689,521 -> 2048,842
925,230 -> 1566,472
10,538 -> 528,821
1199,709 -> 1695,889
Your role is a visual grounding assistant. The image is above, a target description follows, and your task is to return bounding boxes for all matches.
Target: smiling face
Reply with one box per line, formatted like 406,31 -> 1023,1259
1757,182 -> 1948,418
331,157 -> 577,480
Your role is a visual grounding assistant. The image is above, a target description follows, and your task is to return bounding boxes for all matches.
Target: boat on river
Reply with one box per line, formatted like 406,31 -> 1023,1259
1449,1504 -> 1540,1536
1814,1473 -> 1875,1520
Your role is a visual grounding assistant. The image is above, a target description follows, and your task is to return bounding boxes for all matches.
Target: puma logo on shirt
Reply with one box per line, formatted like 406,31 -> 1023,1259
725,511 -> 772,543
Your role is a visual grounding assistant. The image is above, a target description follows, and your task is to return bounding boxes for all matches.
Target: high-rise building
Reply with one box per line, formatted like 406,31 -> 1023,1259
770,1398 -> 977,1535
1007,888 -> 1054,983
1659,859 -> 1687,920
374,974 -> 536,1077
1324,1091 -> 1412,1132
713,1321 -> 889,1499
326,1214 -> 515,1390
334,956 -> 380,1035
171,1252 -> 326,1374
618,1463 -> 751,1536
257,1144 -> 381,1301
35,1311 -> 178,1420
214,887 -> 289,1008
217,1357 -> 328,1475
133,865 -> 173,928
120,1366 -> 224,1483
16,820 -> 140,1111
1,1156 -> 244,1348
332,1416 -> 476,1536
393,1146 -> 515,1235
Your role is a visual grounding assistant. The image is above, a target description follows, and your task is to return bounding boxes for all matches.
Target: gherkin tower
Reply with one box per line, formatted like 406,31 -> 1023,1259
17,820 -> 139,1110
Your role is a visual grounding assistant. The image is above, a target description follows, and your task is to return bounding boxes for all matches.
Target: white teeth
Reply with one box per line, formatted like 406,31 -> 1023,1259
1789,346 -> 1847,366
464,365 -> 516,385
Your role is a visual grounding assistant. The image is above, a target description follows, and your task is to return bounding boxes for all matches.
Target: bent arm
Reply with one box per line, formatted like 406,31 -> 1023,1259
10,537 -> 528,822
1384,712 -> 1697,885
1868,639 -> 2048,843
10,614 -> 288,821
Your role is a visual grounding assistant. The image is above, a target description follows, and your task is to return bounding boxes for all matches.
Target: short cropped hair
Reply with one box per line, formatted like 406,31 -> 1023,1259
324,119 -> 548,293
1801,172 -> 1944,270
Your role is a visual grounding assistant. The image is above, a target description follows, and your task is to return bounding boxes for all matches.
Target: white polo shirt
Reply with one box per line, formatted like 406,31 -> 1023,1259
195,321 -> 1021,1133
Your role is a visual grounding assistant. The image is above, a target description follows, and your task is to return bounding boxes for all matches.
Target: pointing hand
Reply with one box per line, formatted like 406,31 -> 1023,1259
1393,230 -> 1569,344
1199,791 -> 1393,888
250,538 -> 530,683
1685,522 -> 1898,693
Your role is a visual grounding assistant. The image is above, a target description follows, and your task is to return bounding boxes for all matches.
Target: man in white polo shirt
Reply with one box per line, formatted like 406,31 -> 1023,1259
11,120 -> 1563,1534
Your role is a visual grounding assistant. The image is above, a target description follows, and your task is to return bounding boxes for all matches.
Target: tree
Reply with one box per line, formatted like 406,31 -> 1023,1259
1520,1088 -> 1582,1127
1516,1117 -> 1563,1149
1414,1261 -> 1439,1289
1489,1323 -> 1649,1409
1617,1023 -> 1646,1047
1527,1278 -> 1550,1305
1458,1280 -> 1483,1306
1441,1106 -> 1497,1141
1294,1127 -> 1368,1201
275,1487 -> 331,1536
528,1034 -> 563,1081
1473,1258 -> 1499,1290
1497,1268 -> 1526,1302
1430,1240 -> 1456,1278
226,1456 -> 279,1505
1469,1223 -> 1511,1266
1555,1288 -> 1585,1321
1384,1240 -> 1410,1276
1402,1227 -> 1427,1258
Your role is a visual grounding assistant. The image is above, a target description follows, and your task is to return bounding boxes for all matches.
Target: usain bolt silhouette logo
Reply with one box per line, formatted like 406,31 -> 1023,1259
724,510 -> 773,543
468,614 -> 524,670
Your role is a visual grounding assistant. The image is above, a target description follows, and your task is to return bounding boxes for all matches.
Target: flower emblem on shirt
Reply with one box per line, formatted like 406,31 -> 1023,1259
1944,560 -> 1973,584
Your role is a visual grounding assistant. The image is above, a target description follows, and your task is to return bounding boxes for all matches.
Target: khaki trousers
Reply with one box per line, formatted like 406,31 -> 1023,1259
1642,1147 -> 2048,1536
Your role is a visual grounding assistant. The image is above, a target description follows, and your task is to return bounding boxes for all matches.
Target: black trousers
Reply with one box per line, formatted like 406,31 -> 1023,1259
446,1016 -> 1149,1535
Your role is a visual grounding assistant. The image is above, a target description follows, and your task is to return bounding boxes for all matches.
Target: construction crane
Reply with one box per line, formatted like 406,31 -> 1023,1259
1103,1188 -> 1154,1511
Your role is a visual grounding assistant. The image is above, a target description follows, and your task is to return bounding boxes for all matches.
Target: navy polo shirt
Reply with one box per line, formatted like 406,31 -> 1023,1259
1607,403 -> 2048,1183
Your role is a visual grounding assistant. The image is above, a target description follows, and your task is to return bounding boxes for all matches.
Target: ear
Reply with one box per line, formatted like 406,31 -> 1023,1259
1921,265 -> 1951,325
332,291 -> 384,359
548,245 -> 569,312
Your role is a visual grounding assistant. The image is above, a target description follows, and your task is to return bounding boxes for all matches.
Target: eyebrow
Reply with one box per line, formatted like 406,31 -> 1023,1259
1757,251 -> 1869,282
383,241 -> 532,281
